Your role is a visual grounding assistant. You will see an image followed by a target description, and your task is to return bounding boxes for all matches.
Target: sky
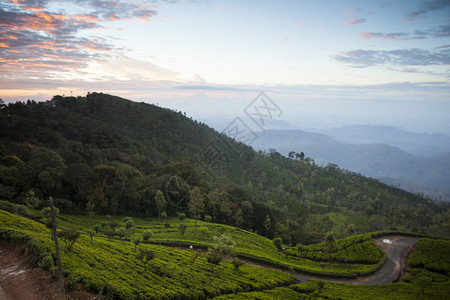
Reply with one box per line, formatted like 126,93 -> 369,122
1,0 -> 449,133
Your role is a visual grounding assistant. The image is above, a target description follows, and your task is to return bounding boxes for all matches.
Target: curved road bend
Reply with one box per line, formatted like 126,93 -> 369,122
237,236 -> 419,285
355,237 -> 418,285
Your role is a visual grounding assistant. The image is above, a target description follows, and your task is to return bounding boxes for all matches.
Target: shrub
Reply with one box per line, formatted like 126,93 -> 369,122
273,237 -> 283,251
142,230 -> 153,241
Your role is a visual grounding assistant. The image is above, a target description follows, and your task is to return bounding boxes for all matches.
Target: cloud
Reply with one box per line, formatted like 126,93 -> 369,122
334,48 -> 450,68
0,0 -> 158,79
345,17 -> 366,25
359,25 -> 450,41
404,0 -> 450,21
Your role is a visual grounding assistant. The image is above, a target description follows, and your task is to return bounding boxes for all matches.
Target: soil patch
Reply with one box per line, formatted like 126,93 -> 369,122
0,242 -> 98,300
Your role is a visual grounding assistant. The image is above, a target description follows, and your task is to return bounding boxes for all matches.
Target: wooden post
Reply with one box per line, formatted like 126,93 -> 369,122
50,196 -> 65,295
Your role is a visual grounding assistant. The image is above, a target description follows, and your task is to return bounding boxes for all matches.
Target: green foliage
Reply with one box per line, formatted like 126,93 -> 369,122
292,280 -> 450,299
133,235 -> 142,250
206,251 -> 221,272
287,233 -> 384,264
178,212 -> 186,223
0,93 -> 445,241
25,189 -> 40,208
1,210 -> 296,299
273,237 -> 283,251
403,269 -> 448,283
212,287 -> 306,300
154,190 -> 167,219
125,219 -> 135,230
59,229 -> 80,252
87,229 -> 94,244
409,238 -> 450,275
136,248 -> 155,270
187,187 -> 205,229
232,257 -> 244,272
142,230 -> 153,241
178,223 -> 188,237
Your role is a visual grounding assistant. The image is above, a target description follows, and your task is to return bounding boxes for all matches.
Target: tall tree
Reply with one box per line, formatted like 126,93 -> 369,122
209,235 -> 236,283
187,187 -> 205,229
154,190 -> 167,220
323,231 -> 337,262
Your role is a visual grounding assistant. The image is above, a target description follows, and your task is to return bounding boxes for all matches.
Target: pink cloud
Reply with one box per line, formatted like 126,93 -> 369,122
345,17 -> 366,25
359,32 -> 383,39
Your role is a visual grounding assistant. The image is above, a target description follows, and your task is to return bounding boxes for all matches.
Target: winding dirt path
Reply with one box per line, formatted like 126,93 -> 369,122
355,236 -> 418,285
177,235 -> 419,285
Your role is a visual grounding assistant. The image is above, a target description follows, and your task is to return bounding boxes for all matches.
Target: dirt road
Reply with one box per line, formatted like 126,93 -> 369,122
355,236 -> 418,285
232,235 -> 418,285
178,235 -> 419,285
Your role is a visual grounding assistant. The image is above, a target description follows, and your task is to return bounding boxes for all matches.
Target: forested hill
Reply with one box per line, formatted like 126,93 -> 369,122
1,93 -> 447,243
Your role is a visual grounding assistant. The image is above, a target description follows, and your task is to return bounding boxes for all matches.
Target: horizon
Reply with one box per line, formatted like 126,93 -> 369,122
1,0 -> 449,134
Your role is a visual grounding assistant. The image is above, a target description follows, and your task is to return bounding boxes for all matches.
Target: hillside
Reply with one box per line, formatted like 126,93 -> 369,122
1,208 -> 449,299
0,93 -> 448,243
250,129 -> 450,201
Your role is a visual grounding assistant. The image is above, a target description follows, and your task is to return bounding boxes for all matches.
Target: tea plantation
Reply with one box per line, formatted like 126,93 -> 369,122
1,207 -> 450,299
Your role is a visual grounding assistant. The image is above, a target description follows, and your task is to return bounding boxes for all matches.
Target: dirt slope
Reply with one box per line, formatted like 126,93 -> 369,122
0,243 -> 97,300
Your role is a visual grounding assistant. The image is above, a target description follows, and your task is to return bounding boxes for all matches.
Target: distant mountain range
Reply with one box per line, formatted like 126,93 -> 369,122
248,126 -> 450,201
311,125 -> 450,157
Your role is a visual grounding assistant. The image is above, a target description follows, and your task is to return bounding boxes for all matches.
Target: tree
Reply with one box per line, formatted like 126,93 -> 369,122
136,249 -> 155,271
365,205 -> 374,218
25,189 -> 40,208
133,236 -> 142,251
187,187 -> 205,229
264,215 -> 271,237
234,208 -> 243,227
178,223 -> 187,237
206,251 -> 221,272
87,229 -> 94,244
142,230 -> 153,241
199,226 -> 207,240
41,206 -> 59,240
25,147 -> 66,196
65,163 -> 92,201
232,258 -> 243,273
59,230 -> 80,252
346,224 -> 357,236
207,189 -> 226,223
117,227 -> 126,240
178,212 -> 186,223
323,231 -> 337,262
154,190 -> 167,220
273,237 -> 283,251
125,219 -> 135,230
208,234 -> 236,282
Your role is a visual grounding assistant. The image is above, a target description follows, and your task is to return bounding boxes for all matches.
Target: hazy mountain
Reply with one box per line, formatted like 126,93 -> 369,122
250,129 -> 450,201
310,125 -> 450,157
